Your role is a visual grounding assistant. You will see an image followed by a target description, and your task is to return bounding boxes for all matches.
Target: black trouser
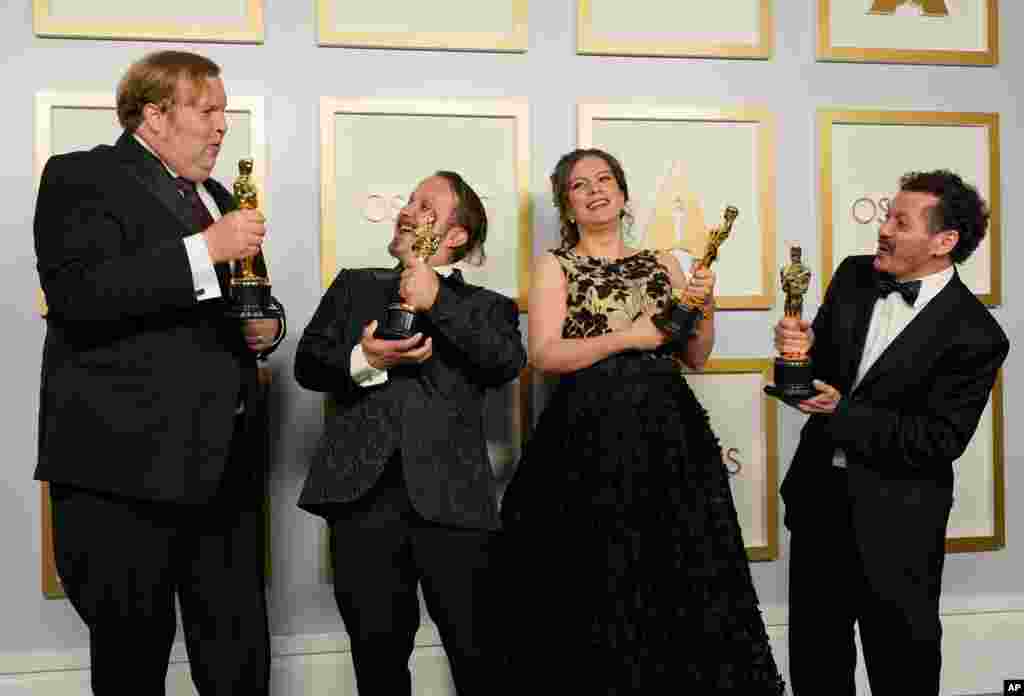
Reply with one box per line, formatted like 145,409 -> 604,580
788,467 -> 944,696
326,455 -> 496,696
50,418 -> 269,695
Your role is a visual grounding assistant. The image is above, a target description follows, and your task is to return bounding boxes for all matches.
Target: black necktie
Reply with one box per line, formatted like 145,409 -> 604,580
447,268 -> 464,284
174,177 -> 230,294
174,177 -> 215,233
877,277 -> 921,307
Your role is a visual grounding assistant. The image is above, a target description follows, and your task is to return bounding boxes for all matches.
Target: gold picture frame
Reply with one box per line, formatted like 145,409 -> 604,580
819,109 -> 1001,306
578,102 -> 776,310
947,370 -> 1005,553
35,91 -> 269,597
817,0 -> 998,66
33,0 -> 264,43
578,0 -> 772,58
316,0 -> 528,52
320,96 -> 531,309
686,358 -> 779,561
40,483 -> 61,599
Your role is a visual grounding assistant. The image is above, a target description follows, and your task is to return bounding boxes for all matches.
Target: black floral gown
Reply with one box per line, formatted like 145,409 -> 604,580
500,248 -> 785,694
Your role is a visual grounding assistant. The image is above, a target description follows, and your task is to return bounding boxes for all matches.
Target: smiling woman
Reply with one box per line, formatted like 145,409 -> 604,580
498,149 -> 786,694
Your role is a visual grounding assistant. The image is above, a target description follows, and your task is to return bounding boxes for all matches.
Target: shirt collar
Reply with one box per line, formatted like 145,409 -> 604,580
431,261 -> 460,274
907,264 -> 955,311
132,133 -> 181,178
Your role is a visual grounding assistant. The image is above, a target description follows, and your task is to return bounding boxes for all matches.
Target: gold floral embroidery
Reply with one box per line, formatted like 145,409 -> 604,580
553,248 -> 672,339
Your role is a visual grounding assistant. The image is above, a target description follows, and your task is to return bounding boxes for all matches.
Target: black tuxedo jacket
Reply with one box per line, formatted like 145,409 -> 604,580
781,255 -> 1008,593
34,131 -> 275,504
295,267 -> 526,530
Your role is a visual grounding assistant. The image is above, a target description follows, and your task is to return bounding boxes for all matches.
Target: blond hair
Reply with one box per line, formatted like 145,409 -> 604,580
116,51 -> 221,132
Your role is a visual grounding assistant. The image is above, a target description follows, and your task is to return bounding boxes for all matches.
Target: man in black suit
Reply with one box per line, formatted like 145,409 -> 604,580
775,170 -> 1008,695
295,171 -> 526,695
34,51 -> 283,694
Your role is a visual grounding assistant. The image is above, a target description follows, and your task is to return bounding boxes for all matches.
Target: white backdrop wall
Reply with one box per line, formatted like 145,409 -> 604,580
0,2 -> 1021,694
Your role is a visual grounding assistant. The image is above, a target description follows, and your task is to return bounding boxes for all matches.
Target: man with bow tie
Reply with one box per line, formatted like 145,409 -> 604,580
295,171 -> 526,695
774,170 -> 1008,695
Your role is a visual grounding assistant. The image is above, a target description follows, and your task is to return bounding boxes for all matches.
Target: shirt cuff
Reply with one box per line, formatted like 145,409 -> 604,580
670,249 -> 696,282
183,234 -> 222,301
350,344 -> 388,387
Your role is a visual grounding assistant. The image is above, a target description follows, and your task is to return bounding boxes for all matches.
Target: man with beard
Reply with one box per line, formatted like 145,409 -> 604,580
295,171 -> 525,695
774,170 -> 1008,695
34,50 -> 283,694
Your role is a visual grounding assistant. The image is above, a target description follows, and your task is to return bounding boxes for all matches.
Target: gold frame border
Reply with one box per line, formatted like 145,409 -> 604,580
316,0 -> 528,52
35,92 -> 269,598
40,483 -> 61,599
946,369 -> 1005,553
818,109 -> 1001,306
577,0 -> 772,59
690,358 -> 779,562
33,0 -> 264,43
816,0 -> 998,66
320,96 -> 532,310
578,102 -> 776,310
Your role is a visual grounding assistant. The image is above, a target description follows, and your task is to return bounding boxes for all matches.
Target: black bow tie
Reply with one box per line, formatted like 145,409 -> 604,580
447,268 -> 464,284
877,277 -> 921,306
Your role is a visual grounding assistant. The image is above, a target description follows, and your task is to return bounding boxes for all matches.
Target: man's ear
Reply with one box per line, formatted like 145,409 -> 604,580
444,225 -> 468,249
932,228 -> 959,257
140,102 -> 166,136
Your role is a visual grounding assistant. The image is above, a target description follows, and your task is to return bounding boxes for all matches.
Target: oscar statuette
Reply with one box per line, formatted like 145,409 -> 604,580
224,159 -> 284,322
652,205 -> 738,344
764,244 -> 816,402
374,211 -> 442,340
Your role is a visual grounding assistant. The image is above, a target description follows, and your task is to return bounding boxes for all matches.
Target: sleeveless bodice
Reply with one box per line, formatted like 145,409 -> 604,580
552,248 -> 673,339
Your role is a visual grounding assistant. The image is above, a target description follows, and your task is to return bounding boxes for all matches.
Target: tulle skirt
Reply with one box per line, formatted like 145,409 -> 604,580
500,354 -> 784,694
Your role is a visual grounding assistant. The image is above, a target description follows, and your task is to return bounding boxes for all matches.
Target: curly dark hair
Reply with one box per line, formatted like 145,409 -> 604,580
549,148 -> 630,249
899,169 -> 989,264
434,170 -> 487,265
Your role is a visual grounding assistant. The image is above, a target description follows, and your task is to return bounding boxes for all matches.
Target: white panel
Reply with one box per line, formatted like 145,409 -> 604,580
591,119 -> 763,297
830,122 -> 991,295
830,0 -> 987,53
328,0 -> 515,34
949,394 -> 995,540
589,0 -> 759,45
686,371 -> 769,551
48,0 -> 246,22
326,103 -> 525,300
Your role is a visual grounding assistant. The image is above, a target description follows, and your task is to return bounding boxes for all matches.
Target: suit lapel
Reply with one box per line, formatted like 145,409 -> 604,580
113,132 -> 195,236
835,265 -> 880,392
202,177 -> 236,216
853,271 -> 965,395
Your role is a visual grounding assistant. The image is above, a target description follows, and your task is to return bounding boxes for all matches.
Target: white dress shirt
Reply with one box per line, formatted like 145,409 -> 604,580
833,264 -> 955,467
132,134 -> 221,302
